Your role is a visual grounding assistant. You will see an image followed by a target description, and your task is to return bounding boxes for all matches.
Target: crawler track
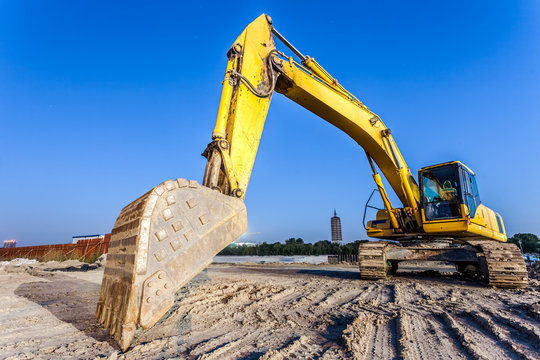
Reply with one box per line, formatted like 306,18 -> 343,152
468,240 -> 528,288
358,242 -> 388,280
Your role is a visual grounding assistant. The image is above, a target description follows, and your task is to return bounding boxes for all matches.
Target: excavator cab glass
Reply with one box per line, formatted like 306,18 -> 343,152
458,165 -> 481,219
420,163 -> 462,220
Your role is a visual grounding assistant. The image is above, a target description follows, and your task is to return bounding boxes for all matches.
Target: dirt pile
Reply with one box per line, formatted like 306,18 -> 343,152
1,256 -> 106,275
0,258 -> 38,273
1,262 -> 539,359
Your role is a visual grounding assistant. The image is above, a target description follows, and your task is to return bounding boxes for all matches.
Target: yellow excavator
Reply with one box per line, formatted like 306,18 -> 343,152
96,15 -> 528,350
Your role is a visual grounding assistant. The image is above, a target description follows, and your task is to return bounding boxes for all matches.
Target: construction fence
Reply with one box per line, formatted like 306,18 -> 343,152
0,234 -> 111,262
328,254 -> 358,264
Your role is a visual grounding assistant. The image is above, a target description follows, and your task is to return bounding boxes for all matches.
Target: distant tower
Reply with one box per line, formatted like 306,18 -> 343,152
331,209 -> 342,244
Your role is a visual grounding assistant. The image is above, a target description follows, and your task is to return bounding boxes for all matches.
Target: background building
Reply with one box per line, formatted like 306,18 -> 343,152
71,234 -> 105,244
331,210 -> 342,244
228,242 -> 257,248
3,239 -> 17,248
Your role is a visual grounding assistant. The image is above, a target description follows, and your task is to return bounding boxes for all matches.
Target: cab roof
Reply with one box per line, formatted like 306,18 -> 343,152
419,161 -> 475,175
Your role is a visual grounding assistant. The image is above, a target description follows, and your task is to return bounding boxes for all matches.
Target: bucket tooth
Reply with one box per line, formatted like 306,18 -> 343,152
96,179 -> 247,351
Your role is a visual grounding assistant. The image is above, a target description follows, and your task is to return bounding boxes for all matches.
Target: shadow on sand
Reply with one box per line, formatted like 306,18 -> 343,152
297,267 -> 486,288
296,268 -> 360,280
229,264 -> 483,286
14,273 -> 119,348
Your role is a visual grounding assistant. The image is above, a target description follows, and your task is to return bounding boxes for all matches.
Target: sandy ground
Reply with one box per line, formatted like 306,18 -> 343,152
1,260 -> 539,360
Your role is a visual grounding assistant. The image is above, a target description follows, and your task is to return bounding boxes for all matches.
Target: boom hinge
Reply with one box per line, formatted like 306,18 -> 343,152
202,139 -> 244,198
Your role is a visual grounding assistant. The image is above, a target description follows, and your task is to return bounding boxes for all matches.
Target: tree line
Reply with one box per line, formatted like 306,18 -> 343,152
508,233 -> 540,253
217,233 -> 540,256
218,238 -> 368,256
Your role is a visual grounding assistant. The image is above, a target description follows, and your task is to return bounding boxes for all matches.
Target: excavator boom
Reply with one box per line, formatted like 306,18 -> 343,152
97,14 -> 527,350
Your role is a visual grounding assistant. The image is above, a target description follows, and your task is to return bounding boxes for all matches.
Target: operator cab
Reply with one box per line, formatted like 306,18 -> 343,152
419,161 -> 480,221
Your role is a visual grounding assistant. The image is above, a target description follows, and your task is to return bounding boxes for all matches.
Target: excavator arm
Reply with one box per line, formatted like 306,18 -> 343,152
203,14 -> 420,232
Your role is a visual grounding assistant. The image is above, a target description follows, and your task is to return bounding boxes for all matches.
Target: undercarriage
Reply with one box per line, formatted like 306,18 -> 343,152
358,240 -> 528,288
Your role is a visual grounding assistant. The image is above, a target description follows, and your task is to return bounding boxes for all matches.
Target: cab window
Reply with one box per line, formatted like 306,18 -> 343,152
421,165 -> 461,220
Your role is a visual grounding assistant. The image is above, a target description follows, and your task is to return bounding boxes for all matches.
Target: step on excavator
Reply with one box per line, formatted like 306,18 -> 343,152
96,14 -> 528,350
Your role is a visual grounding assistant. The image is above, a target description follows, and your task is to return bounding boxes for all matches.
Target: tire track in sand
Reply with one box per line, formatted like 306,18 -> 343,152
397,309 -> 471,360
259,335 -> 321,360
457,309 -> 539,359
434,310 -> 504,360
341,283 -> 400,360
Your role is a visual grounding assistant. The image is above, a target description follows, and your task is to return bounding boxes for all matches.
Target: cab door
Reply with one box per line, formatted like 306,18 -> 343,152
459,167 -> 478,220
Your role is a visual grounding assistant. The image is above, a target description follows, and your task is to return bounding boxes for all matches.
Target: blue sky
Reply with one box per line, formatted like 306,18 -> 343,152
1,1 -> 539,246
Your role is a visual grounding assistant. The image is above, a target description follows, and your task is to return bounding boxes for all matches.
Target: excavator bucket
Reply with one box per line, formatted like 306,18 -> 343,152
96,178 -> 247,351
